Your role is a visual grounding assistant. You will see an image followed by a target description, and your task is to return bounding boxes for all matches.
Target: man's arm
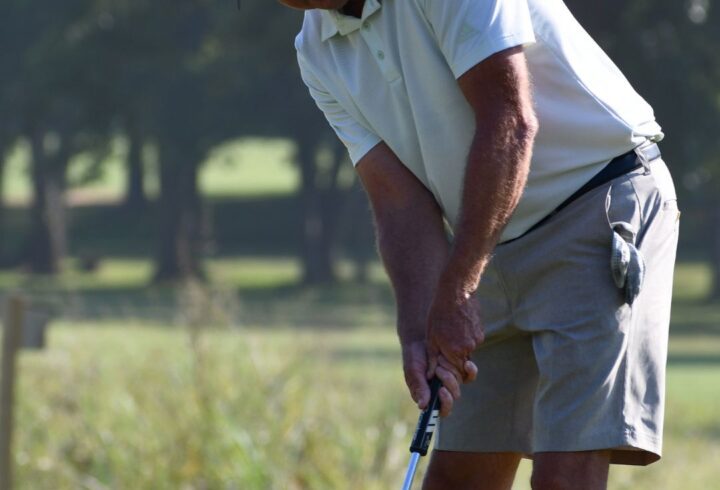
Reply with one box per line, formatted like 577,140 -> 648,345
427,46 -> 539,376
356,142 -> 475,416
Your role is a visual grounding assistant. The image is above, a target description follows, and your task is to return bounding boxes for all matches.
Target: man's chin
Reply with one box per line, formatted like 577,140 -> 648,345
278,0 -> 349,10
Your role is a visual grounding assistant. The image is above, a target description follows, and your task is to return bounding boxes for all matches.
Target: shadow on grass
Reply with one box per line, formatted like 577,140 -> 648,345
670,300 -> 720,337
2,272 -> 718,333
326,346 -> 399,362
668,353 -> 720,366
0,280 -> 397,328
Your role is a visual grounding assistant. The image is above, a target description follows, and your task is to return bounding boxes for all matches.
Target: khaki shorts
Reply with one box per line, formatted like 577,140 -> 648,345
435,156 -> 680,466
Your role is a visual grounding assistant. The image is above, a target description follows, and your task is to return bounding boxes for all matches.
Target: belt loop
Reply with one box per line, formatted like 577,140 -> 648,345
635,144 -> 652,175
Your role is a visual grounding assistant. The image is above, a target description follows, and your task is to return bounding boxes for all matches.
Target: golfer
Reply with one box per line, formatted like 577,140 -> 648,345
283,0 -> 680,488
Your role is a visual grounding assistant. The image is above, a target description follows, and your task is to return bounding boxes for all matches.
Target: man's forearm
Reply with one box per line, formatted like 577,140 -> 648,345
375,203 -> 449,345
354,142 -> 451,346
439,114 -> 537,300
433,47 -> 539,302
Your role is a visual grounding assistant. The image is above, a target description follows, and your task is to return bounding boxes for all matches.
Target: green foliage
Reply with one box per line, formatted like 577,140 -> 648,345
566,0 -> 720,194
3,0 -> 717,281
9,315 -> 720,490
3,138 -> 299,202
1,261 -> 718,488
13,324 -> 414,489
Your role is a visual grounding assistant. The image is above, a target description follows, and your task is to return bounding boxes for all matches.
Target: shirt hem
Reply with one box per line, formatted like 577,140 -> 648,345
349,135 -> 383,166
452,33 -> 537,79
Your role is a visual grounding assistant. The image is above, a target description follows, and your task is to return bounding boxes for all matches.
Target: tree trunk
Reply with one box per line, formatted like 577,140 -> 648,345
0,151 -> 6,266
711,203 -> 720,302
297,140 -> 336,285
347,181 -> 374,284
152,146 -> 205,283
123,126 -> 147,211
25,131 -> 68,274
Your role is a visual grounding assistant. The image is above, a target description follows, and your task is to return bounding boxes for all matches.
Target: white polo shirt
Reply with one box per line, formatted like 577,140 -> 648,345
295,0 -> 664,241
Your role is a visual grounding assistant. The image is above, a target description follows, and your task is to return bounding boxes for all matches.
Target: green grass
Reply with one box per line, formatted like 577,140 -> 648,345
9,321 -> 720,490
12,324 -> 410,490
672,261 -> 713,302
2,138 -> 298,204
0,257 -> 392,326
2,261 -> 720,489
200,139 -> 298,198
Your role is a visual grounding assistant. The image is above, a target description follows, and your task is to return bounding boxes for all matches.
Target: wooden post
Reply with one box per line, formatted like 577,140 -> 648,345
0,296 -> 25,490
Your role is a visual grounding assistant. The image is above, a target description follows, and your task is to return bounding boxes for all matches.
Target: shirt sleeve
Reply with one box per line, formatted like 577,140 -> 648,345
421,0 -> 536,79
297,52 -> 382,166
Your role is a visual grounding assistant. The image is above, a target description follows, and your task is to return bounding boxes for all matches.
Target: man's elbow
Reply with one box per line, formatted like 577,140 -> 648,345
475,103 -> 539,149
517,109 -> 539,147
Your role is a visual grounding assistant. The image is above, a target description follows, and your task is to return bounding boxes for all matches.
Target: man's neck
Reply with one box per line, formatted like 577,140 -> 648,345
341,0 -> 365,18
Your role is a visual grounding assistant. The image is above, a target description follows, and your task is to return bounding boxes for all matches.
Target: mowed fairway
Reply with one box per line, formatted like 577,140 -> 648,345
6,262 -> 720,489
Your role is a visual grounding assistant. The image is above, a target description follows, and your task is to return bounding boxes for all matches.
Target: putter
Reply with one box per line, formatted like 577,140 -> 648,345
401,377 -> 442,490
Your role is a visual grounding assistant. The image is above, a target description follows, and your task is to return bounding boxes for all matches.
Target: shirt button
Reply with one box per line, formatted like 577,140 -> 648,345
362,21 -> 370,30
376,50 -> 385,60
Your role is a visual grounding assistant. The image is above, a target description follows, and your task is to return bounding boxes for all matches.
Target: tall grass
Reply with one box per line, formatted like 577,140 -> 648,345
5,263 -> 720,489
13,323 -> 421,489
10,319 -> 720,490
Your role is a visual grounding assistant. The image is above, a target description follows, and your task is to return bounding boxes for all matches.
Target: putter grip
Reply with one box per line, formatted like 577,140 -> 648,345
409,377 -> 442,456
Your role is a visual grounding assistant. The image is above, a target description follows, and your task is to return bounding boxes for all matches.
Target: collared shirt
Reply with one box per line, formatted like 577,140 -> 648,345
295,0 -> 664,241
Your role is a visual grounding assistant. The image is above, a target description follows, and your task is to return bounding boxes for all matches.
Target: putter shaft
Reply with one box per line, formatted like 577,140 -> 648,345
401,452 -> 421,490
401,377 -> 442,490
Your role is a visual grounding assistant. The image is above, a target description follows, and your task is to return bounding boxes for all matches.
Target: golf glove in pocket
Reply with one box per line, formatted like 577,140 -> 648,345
610,221 -> 645,305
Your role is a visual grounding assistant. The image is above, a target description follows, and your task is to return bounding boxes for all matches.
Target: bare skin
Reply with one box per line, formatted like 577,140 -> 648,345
355,48 -> 611,489
423,450 -> 610,490
282,0 -> 614,487
276,0 -> 349,10
277,0 -> 364,17
531,451 -> 611,490
423,451 -> 522,490
425,47 -> 537,382
355,142 -> 475,416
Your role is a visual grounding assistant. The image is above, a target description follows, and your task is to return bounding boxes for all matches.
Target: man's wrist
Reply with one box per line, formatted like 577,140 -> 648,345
399,334 -> 425,348
436,257 -> 487,303
398,317 -> 426,347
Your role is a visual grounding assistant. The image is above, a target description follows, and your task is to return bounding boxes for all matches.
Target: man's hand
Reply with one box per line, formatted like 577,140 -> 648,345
402,340 -> 468,417
402,341 -> 431,408
426,290 -> 482,389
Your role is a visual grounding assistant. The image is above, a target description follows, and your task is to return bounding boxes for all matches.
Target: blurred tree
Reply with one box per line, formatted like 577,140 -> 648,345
232,3 -> 355,284
8,0 -> 717,292
0,0 -> 379,283
566,0 -> 720,300
122,119 -> 149,211
0,1 -> 28,266
0,140 -> 13,266
96,0 -> 233,281
0,0 -> 117,273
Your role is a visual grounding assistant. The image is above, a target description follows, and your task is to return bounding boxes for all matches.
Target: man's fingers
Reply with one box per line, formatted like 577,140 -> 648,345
414,378 -> 431,410
438,387 -> 454,417
426,343 -> 439,378
464,359 -> 478,382
435,365 -> 461,401
401,340 -> 431,408
437,356 -> 465,386
439,347 -> 471,377
405,366 -> 431,409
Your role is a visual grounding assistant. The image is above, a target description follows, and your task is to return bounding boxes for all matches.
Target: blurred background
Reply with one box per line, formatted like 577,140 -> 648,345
0,0 -> 718,489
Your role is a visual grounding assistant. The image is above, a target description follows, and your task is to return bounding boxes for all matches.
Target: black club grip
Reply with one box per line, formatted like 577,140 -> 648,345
409,377 -> 442,456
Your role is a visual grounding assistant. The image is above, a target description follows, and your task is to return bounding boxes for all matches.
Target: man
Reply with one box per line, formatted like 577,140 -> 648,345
282,0 -> 680,488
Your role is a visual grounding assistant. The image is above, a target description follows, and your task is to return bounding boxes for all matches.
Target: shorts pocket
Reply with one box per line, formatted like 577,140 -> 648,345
650,159 -> 677,202
605,175 -> 648,305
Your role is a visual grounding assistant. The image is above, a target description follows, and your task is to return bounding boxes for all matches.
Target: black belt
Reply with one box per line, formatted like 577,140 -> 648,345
502,143 -> 662,245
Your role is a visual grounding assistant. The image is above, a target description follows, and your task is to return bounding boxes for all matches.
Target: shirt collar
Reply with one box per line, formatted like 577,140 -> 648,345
319,0 -> 383,42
